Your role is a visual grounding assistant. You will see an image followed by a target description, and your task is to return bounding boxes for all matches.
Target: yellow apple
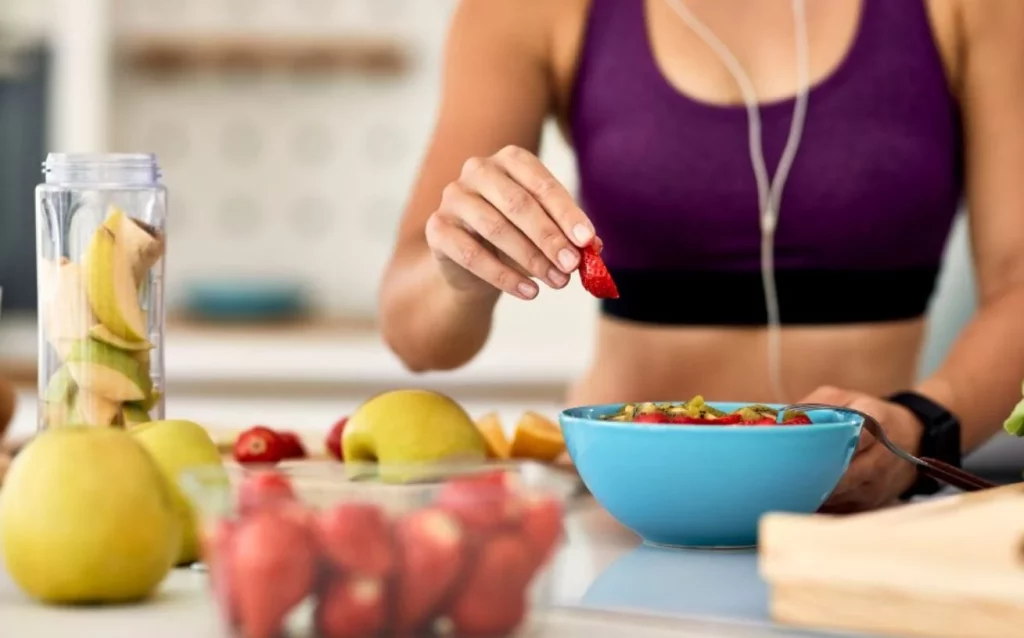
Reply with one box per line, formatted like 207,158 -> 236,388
130,419 -> 225,565
0,426 -> 180,604
343,389 -> 487,465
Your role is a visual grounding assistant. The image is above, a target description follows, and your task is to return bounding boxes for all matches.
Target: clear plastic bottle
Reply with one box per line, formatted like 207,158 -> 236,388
35,153 -> 167,431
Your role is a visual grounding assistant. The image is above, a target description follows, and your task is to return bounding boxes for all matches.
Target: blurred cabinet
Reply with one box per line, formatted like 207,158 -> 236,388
0,41 -> 48,312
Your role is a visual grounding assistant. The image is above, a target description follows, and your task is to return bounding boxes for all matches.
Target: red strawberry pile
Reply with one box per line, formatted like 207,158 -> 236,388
601,398 -> 815,427
632,412 -> 813,426
204,469 -> 564,638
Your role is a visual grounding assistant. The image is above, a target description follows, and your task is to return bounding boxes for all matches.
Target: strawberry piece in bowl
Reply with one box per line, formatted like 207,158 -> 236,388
238,470 -> 296,515
315,502 -> 394,578
435,470 -> 523,535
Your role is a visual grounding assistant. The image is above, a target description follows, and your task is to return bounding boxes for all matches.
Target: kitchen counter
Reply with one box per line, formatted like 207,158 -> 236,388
0,498 -> 851,638
0,313 -> 590,394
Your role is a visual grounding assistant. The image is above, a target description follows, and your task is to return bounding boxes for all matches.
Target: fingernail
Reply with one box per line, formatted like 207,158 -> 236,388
547,268 -> 568,287
572,224 -> 594,245
558,248 -> 578,271
517,282 -> 538,299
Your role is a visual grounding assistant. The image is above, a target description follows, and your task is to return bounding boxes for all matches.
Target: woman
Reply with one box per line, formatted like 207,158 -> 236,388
379,0 -> 1024,512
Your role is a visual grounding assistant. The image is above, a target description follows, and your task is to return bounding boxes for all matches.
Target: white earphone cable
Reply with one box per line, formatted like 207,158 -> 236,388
664,0 -> 811,403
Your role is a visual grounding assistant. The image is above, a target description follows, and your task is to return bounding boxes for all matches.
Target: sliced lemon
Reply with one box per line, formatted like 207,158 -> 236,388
510,411 -> 565,462
476,412 -> 511,459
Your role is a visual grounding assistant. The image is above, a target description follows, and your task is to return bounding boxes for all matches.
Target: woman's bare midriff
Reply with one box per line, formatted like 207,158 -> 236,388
566,317 -> 926,407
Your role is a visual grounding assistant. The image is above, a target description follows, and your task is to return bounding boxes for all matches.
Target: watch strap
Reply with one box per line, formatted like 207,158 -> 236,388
886,391 -> 962,499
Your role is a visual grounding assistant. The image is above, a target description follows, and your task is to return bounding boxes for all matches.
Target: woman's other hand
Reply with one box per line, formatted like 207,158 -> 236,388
426,145 -> 598,301
799,386 -> 923,513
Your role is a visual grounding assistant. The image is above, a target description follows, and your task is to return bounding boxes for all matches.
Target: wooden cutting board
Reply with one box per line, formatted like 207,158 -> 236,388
758,484 -> 1024,638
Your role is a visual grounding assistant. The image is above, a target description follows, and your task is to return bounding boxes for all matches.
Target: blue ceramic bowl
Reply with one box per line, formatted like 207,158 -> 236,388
559,402 -> 862,548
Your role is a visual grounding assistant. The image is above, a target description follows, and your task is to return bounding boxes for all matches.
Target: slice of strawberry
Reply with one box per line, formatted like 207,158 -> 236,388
634,413 -> 669,424
578,245 -> 619,299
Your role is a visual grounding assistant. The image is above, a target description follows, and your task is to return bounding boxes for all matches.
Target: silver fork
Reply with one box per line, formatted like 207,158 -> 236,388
783,402 -> 996,493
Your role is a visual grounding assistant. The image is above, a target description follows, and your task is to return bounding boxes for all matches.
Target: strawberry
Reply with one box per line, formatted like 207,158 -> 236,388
277,431 -> 307,459
436,472 -> 522,534
325,417 -> 348,461
231,508 -> 317,638
671,414 -> 742,425
520,495 -> 564,573
203,519 -> 239,626
315,576 -> 386,638
392,508 -> 466,633
742,417 -> 778,425
234,426 -> 286,465
447,532 -> 533,637
238,471 -> 296,516
634,412 -> 669,424
316,503 -> 394,578
578,244 -> 619,299
782,414 -> 813,425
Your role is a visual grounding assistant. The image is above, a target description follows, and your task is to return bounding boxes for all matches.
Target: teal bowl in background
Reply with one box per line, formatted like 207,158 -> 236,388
183,280 -> 307,321
559,402 -> 862,548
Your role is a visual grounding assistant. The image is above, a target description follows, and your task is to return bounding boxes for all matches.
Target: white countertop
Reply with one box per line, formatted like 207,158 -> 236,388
0,313 -> 590,388
0,499 -> 838,638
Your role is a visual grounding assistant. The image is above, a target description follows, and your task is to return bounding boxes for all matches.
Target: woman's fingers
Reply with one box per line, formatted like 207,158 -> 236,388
427,146 -> 594,300
460,153 -> 584,275
493,145 -> 596,248
442,183 -> 567,288
425,212 -> 539,300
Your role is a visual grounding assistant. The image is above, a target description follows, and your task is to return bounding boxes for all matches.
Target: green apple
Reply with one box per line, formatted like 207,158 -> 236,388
0,426 -> 180,604
122,404 -> 152,428
41,366 -> 77,428
342,389 -> 487,466
65,338 -> 151,402
72,389 -> 121,426
39,260 -> 93,360
131,419 -> 225,565
1003,380 -> 1024,437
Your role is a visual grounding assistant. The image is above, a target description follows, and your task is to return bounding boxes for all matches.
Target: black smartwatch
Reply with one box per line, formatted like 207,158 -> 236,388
886,391 -> 962,499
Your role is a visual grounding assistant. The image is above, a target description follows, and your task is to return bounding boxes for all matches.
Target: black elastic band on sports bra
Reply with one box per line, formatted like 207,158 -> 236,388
600,267 -> 941,326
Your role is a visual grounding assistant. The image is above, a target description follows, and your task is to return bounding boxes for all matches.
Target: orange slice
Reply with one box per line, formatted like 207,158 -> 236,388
510,411 -> 565,461
476,412 -> 511,459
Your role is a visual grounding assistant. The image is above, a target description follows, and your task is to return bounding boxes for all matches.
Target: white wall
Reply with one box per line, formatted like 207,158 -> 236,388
918,213 -> 977,379
0,0 -> 50,32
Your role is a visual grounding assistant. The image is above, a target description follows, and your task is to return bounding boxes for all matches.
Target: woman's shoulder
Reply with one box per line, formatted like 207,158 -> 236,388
447,0 -> 590,62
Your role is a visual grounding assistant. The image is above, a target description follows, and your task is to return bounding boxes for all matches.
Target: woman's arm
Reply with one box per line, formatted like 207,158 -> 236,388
378,0 -> 557,372
915,0 -> 1024,451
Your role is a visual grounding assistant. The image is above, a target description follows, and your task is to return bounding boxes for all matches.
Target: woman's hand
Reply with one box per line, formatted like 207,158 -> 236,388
799,386 -> 924,513
425,145 -> 598,301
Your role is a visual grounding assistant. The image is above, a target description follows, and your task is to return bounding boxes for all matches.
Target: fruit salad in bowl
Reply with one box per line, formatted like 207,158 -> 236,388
560,397 -> 863,548
180,462 -> 568,638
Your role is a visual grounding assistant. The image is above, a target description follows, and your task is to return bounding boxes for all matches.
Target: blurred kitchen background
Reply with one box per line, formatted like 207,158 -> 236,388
0,0 -> 1020,478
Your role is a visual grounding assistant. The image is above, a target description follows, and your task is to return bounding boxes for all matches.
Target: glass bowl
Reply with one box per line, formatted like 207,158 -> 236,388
180,461 -> 575,638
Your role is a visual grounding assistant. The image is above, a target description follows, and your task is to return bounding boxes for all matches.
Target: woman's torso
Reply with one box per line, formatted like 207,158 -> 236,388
542,0 -> 965,405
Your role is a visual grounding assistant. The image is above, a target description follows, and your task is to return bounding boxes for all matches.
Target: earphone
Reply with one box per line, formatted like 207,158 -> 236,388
664,0 -> 811,403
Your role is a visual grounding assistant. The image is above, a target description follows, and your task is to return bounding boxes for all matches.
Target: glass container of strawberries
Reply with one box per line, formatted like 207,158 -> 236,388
181,462 -> 573,638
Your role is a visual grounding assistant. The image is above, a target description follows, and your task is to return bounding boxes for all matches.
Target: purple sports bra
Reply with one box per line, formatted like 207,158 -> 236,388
569,0 -> 964,325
